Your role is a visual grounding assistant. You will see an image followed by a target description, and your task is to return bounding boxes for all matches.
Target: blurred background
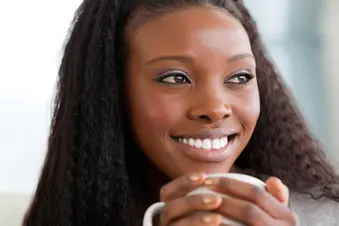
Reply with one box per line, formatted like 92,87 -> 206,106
0,0 -> 338,225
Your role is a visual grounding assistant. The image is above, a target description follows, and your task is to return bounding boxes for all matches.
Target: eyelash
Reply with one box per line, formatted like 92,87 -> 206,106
155,70 -> 191,85
155,70 -> 254,86
226,71 -> 255,86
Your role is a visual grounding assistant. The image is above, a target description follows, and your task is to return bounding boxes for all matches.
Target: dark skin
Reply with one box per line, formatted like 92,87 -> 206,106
126,6 -> 296,226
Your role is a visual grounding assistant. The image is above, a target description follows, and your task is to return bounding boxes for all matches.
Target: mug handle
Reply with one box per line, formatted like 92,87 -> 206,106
143,202 -> 166,226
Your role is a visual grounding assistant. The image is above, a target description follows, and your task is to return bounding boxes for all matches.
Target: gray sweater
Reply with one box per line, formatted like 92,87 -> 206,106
290,192 -> 339,226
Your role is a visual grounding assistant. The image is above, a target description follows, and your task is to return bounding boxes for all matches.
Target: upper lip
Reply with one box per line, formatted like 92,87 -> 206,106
172,128 -> 237,139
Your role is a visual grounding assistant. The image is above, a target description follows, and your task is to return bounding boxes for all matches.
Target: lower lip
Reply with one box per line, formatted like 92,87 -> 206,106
171,137 -> 235,162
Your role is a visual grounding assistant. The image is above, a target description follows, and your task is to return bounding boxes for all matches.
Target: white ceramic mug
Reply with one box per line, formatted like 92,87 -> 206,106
143,173 -> 266,226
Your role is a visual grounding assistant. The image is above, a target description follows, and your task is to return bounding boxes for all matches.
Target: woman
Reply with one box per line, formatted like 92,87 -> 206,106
24,0 -> 339,225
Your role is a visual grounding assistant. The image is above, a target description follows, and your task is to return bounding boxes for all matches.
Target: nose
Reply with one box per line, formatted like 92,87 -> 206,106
187,93 -> 232,124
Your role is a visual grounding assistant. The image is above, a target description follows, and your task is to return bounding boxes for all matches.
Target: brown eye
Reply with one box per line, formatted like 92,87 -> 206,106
157,71 -> 191,84
226,72 -> 254,85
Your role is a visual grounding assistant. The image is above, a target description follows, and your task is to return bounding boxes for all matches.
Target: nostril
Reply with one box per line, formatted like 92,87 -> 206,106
198,115 -> 211,122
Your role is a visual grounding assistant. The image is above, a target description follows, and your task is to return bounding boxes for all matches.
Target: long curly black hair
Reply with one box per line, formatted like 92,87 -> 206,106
23,0 -> 339,225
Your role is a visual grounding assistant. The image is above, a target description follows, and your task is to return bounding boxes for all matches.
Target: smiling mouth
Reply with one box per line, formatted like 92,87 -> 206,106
171,134 -> 237,151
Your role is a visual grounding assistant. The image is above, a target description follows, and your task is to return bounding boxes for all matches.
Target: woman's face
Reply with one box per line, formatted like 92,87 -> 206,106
126,6 -> 260,178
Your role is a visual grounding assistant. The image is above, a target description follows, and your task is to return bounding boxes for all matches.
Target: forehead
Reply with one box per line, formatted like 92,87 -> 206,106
127,6 -> 252,62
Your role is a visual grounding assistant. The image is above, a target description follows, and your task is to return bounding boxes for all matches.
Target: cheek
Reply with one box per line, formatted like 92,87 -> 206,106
128,84 -> 183,134
234,85 -> 260,133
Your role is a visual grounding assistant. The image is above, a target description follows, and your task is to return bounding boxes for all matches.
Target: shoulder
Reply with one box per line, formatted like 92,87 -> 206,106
290,191 -> 339,226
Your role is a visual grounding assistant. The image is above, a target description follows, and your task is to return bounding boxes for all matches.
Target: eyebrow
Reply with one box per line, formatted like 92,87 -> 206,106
228,53 -> 255,63
145,53 -> 255,65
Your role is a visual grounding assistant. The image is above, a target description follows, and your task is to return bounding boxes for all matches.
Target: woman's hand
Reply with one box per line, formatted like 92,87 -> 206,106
157,173 -> 297,226
204,176 -> 297,226
265,177 -> 289,205
158,173 -> 224,226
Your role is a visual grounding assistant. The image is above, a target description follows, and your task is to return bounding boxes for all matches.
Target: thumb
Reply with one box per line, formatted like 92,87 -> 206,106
266,177 -> 289,206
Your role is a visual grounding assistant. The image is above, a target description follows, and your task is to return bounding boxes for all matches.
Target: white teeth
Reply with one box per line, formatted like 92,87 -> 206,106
188,138 -> 195,147
177,136 -> 229,150
202,139 -> 212,150
220,137 -> 228,148
212,139 -> 221,149
194,139 -> 202,148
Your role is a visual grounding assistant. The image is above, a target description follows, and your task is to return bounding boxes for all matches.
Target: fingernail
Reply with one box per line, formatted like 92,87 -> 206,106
204,178 -> 219,186
202,195 -> 220,205
202,214 -> 219,224
276,179 -> 284,188
202,215 -> 213,223
188,173 -> 205,182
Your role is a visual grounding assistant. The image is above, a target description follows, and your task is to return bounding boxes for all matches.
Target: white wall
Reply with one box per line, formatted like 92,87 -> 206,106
0,0 -> 81,194
322,0 -> 339,160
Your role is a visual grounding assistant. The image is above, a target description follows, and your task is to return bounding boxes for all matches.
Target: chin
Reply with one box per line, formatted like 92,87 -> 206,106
170,158 -> 236,178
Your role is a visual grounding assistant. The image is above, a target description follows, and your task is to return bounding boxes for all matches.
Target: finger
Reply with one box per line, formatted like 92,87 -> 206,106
160,194 -> 222,225
169,213 -> 222,226
216,195 -> 275,226
266,177 -> 289,206
204,177 -> 291,219
160,173 -> 206,202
